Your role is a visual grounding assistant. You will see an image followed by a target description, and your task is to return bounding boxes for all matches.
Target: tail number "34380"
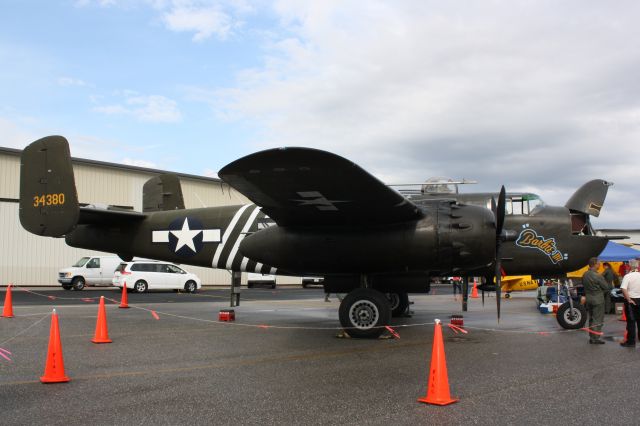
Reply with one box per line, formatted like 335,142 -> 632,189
33,193 -> 66,207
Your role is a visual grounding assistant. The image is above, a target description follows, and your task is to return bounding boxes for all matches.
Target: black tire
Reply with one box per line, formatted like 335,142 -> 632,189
134,280 -> 148,293
556,302 -> 587,329
339,288 -> 391,338
184,280 -> 197,293
72,277 -> 85,291
247,282 -> 253,289
505,293 -> 511,299
386,292 -> 410,317
61,284 -> 72,290
271,283 -> 276,289
302,282 -> 309,288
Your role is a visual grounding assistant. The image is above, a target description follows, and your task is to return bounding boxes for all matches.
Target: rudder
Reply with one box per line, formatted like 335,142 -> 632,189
143,174 -> 185,212
19,136 -> 79,237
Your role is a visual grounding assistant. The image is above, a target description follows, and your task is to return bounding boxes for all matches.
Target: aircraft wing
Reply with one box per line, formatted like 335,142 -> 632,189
219,147 -> 423,227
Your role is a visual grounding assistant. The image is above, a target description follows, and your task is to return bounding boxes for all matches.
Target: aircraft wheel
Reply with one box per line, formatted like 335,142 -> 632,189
556,302 -> 587,329
386,292 -> 409,317
72,277 -> 85,291
134,280 -> 148,293
339,288 -> 391,338
184,280 -> 197,293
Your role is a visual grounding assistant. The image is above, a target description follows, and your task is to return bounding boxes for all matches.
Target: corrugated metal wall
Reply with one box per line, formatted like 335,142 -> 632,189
0,150 -> 301,286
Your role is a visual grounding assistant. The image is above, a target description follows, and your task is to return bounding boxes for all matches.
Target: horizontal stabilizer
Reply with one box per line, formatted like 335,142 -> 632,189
79,206 -> 146,225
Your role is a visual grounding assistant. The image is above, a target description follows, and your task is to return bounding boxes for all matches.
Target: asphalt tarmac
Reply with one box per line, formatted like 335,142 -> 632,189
1,286 -> 639,425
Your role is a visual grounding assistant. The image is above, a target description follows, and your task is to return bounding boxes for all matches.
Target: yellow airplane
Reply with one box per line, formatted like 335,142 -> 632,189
499,261 -> 623,298
501,275 -> 540,298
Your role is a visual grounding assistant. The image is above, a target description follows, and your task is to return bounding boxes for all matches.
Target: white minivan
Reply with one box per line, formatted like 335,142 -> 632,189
58,256 -> 122,290
112,260 -> 202,293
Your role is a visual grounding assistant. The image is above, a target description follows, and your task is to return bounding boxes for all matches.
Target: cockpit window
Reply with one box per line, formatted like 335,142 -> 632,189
526,195 -> 544,212
506,194 -> 544,216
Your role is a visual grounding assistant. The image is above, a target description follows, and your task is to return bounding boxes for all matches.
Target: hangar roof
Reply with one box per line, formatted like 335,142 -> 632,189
0,146 -> 221,183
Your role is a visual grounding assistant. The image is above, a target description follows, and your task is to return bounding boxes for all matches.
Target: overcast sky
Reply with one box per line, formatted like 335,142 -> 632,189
1,1 -> 639,228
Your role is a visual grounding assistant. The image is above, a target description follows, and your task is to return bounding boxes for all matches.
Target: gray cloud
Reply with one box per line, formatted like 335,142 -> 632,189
212,0 -> 640,227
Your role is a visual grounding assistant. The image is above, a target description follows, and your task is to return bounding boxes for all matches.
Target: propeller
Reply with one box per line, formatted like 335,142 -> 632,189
494,186 -> 507,322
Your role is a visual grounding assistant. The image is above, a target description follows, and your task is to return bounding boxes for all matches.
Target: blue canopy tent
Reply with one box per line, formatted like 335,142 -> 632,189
597,241 -> 640,261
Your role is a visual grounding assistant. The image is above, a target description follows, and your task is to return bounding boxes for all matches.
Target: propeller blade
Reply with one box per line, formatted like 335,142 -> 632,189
496,186 -> 506,236
461,277 -> 468,312
494,185 -> 506,322
495,249 -> 502,322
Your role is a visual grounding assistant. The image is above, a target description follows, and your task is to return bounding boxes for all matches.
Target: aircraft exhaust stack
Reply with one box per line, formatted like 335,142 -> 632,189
19,136 -> 79,237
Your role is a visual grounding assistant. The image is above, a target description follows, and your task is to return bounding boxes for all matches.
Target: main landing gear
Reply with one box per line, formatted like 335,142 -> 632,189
386,292 -> 410,317
338,288 -> 391,338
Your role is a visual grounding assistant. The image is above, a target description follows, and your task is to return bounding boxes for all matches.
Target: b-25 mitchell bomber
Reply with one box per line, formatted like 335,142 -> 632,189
19,136 -> 611,337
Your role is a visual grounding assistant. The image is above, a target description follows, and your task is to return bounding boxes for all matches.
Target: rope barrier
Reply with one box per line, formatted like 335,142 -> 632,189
0,313 -> 50,347
5,286 -> 614,336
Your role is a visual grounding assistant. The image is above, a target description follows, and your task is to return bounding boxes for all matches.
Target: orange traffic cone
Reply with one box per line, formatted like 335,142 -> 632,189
418,319 -> 458,406
40,309 -> 70,383
91,296 -> 112,343
119,281 -> 129,309
470,280 -> 479,299
620,306 -> 627,322
2,284 -> 14,318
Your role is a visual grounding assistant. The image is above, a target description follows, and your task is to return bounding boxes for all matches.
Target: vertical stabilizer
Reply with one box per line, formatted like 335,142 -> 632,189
565,179 -> 612,217
19,136 -> 79,236
143,174 -> 185,212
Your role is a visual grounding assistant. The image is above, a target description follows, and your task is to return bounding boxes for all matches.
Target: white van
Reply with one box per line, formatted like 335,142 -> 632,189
58,256 -> 122,290
247,272 -> 277,289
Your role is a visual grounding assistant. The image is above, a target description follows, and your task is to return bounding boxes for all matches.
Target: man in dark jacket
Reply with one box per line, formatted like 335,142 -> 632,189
602,262 -> 618,314
583,257 -> 611,344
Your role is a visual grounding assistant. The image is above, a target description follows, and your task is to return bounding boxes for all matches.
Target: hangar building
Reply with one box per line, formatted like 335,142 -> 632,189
0,145 -> 262,287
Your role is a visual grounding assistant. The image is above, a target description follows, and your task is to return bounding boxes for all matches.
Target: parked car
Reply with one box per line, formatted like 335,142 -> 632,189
301,276 -> 324,288
247,273 -> 276,289
112,261 -> 201,293
58,256 -> 121,290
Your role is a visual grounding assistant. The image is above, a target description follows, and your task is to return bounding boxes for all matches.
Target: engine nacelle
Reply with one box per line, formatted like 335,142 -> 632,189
240,200 -> 495,276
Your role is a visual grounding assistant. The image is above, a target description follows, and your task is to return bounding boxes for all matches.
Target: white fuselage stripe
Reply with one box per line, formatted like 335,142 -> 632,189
202,229 -> 221,242
240,257 -> 250,271
226,206 -> 262,269
212,204 -> 252,267
152,230 -> 170,243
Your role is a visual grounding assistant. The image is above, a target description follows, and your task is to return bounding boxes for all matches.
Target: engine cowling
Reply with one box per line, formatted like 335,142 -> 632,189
239,200 -> 496,276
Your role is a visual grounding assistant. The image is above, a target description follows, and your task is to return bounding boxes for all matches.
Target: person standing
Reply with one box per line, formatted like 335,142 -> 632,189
451,277 -> 462,299
601,262 -> 618,314
619,261 -> 631,278
620,260 -> 640,347
582,257 -> 611,344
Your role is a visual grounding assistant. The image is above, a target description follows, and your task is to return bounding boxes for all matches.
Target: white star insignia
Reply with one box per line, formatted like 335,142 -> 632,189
170,218 -> 201,253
